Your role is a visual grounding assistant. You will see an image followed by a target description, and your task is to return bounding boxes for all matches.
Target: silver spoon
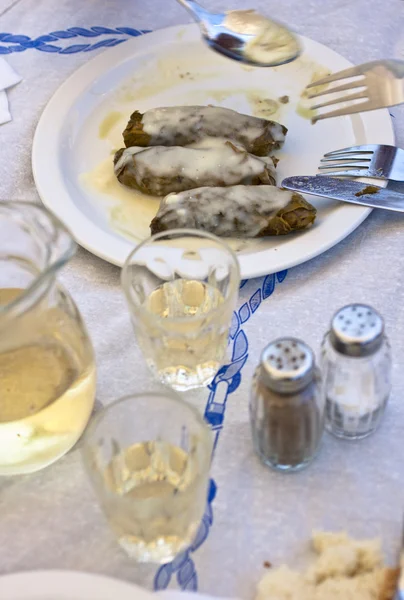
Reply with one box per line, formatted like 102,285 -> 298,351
175,0 -> 301,67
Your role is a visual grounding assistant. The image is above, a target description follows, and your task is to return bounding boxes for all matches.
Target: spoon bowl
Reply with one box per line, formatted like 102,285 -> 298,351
176,1 -> 301,68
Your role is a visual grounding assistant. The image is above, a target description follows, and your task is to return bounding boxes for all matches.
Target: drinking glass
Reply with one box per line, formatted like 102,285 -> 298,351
121,229 -> 240,391
82,391 -> 213,564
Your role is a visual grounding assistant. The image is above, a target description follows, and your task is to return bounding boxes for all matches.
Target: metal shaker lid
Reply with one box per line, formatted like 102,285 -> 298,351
260,337 -> 315,394
329,304 -> 384,358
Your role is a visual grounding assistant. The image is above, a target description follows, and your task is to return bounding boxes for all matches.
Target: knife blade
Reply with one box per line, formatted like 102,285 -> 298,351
281,175 -> 404,213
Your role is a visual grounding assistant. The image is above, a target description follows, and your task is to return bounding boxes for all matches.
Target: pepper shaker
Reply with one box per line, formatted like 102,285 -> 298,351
250,337 -> 324,472
321,304 -> 392,440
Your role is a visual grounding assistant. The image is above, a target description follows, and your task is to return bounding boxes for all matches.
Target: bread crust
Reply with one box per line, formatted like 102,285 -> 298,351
379,567 -> 400,600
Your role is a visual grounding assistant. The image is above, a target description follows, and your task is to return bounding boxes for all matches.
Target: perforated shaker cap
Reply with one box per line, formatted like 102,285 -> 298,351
260,337 -> 315,394
329,304 -> 384,358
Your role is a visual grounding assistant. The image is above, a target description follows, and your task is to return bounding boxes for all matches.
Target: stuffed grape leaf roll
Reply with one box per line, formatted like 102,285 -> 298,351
122,106 -> 287,156
150,186 -> 316,237
114,142 -> 277,196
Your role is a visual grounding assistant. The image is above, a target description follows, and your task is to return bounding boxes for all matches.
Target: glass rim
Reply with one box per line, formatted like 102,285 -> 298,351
81,390 -> 213,454
121,228 -> 241,324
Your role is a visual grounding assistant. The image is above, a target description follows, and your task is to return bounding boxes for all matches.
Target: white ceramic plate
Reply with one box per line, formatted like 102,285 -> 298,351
0,570 -> 152,600
32,24 -> 394,278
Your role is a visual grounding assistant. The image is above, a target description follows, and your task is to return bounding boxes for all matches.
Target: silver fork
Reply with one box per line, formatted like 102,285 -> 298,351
318,144 -> 404,181
306,59 -> 404,123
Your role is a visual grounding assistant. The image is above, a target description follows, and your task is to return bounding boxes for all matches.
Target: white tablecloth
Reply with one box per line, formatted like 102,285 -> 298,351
1,0 -> 404,597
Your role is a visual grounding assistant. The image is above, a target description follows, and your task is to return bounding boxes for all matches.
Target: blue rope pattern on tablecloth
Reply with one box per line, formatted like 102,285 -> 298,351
0,27 -> 150,54
154,271 -> 287,591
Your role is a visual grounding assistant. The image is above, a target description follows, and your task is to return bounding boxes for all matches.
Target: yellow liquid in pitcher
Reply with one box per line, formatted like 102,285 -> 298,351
0,288 -> 96,475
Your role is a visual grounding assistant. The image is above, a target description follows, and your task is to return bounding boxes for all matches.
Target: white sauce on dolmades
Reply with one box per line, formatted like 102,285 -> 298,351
140,105 -> 285,149
157,186 -> 295,237
165,186 -> 291,211
142,106 -> 260,139
116,142 -> 276,193
114,146 -> 145,173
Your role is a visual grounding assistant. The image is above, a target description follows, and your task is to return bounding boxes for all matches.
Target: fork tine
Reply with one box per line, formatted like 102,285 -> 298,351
324,145 -> 377,156
319,163 -> 369,170
306,65 -> 363,88
312,99 -> 372,123
317,169 -> 373,177
307,79 -> 366,100
320,156 -> 371,163
311,90 -> 368,111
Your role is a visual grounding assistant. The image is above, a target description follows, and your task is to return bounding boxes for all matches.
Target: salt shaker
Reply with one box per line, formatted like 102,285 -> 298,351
322,304 -> 392,440
250,338 -> 324,472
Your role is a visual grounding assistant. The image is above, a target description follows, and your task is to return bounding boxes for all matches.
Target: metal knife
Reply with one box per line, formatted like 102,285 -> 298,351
281,175 -> 404,213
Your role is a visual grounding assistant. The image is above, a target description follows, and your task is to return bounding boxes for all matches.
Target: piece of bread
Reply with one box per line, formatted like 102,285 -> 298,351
306,543 -> 359,583
314,569 -> 386,600
311,530 -> 351,553
256,565 -> 306,600
379,567 -> 400,600
256,531 -> 398,600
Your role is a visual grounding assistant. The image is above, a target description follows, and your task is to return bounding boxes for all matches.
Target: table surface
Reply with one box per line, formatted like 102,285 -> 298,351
1,0 -> 404,597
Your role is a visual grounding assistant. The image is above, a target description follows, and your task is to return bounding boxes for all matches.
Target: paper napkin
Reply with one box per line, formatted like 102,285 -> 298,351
0,57 -> 22,125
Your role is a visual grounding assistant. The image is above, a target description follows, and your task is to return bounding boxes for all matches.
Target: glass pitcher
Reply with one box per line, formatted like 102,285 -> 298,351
0,202 -> 96,475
